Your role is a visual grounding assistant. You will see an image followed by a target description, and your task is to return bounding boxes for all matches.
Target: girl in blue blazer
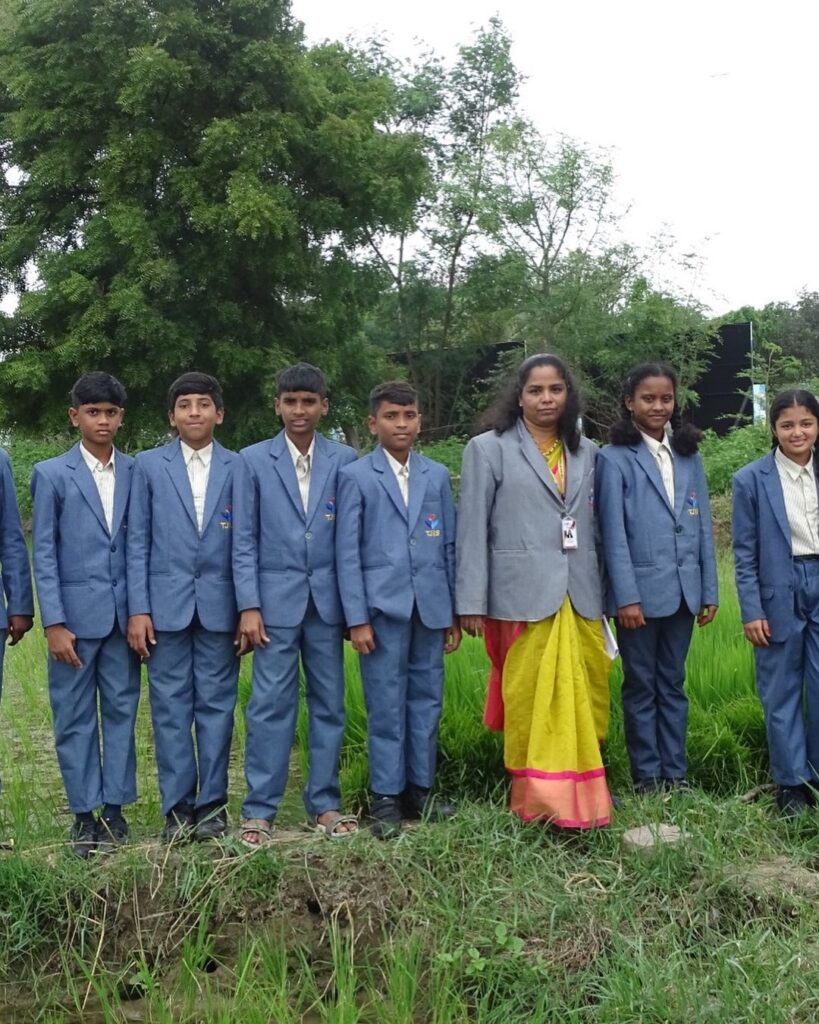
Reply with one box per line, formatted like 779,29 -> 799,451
732,389 -> 819,817
596,363 -> 718,794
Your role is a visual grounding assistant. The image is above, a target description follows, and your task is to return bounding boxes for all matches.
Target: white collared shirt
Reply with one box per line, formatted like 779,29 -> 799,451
775,446 -> 819,556
285,434 -> 315,514
80,442 -> 116,533
181,440 -> 213,533
384,448 -> 410,507
640,429 -> 675,506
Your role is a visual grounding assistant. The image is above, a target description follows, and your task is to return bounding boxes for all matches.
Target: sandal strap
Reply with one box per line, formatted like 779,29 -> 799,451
313,813 -> 359,836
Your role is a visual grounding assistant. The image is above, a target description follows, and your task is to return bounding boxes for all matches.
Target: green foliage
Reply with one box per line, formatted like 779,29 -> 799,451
5,433 -> 71,523
700,423 -> 770,496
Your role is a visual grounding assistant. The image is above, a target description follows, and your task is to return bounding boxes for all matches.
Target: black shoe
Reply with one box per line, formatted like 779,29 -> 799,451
663,778 -> 692,794
194,803 -> 228,841
402,784 -> 456,822
633,778 -> 662,796
368,794 -> 403,840
776,785 -> 811,819
95,813 -> 129,854
163,802 -> 195,843
69,817 -> 98,860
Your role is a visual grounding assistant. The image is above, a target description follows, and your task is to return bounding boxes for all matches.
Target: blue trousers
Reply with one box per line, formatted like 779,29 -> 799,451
754,558 -> 819,786
147,623 -> 238,816
358,608 -> 445,796
617,603 -> 695,783
242,600 -> 345,821
47,628 -> 141,813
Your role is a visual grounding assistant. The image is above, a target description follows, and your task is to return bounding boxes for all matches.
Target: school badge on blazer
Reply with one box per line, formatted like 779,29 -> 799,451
425,512 -> 441,538
220,504 -> 233,529
324,497 -> 336,521
686,491 -> 699,516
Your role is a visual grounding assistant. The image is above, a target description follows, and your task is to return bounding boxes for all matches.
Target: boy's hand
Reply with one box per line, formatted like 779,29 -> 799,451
617,604 -> 646,629
444,621 -> 462,654
45,624 -> 82,667
460,615 -> 485,637
127,614 -> 156,659
239,609 -> 269,649
350,624 -> 375,655
744,618 -> 770,647
6,615 -> 33,645
697,604 -> 718,627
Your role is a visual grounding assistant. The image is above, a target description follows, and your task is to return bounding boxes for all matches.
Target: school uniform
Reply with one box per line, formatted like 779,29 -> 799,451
31,443 -> 140,813
233,431 -> 356,822
0,449 -> 34,691
732,449 -> 819,786
335,446 -> 456,797
127,437 -> 239,817
596,435 -> 718,784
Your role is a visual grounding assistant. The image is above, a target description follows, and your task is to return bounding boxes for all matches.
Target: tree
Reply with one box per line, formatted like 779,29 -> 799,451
0,0 -> 427,445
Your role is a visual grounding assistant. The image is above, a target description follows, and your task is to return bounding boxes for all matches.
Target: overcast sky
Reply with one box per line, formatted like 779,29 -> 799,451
292,0 -> 817,315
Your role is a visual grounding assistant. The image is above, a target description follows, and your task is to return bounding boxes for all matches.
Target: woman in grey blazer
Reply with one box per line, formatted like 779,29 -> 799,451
456,354 -> 612,829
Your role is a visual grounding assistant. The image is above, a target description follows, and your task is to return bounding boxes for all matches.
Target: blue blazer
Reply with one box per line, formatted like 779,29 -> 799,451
0,449 -> 34,628
336,446 -> 456,630
232,431 -> 357,628
31,443 -> 133,637
732,450 -> 810,641
596,440 -> 718,618
127,437 -> 238,633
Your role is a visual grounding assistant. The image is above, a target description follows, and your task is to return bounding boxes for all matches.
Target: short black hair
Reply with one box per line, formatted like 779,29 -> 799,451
70,371 -> 127,408
276,363 -> 327,398
167,371 -> 224,412
369,380 -> 418,415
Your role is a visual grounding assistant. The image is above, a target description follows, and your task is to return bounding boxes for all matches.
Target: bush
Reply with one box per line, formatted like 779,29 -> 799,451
6,435 -> 72,527
700,423 -> 770,496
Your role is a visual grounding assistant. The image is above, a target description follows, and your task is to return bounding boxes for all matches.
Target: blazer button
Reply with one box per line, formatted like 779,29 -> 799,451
410,539 -> 417,546
677,559 -> 684,567
675,526 -> 683,534
112,579 -> 118,586
110,543 -> 117,552
412,569 -> 418,577
194,571 -> 201,579
305,531 -> 313,540
307,569 -> 313,577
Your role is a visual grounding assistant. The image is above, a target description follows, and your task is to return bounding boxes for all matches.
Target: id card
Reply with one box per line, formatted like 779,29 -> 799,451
561,516 -> 578,550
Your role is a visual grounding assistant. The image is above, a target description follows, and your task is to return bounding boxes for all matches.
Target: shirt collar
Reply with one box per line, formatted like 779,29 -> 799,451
639,429 -> 673,460
383,448 -> 410,476
79,442 -> 116,474
775,445 -> 816,481
180,440 -> 213,468
284,433 -> 315,466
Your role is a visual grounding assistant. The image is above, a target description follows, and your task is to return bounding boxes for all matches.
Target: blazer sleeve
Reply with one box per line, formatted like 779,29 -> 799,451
594,452 -> 642,610
731,469 -> 764,625
335,468 -> 369,627
695,454 -> 719,607
231,453 -> 262,613
0,452 -> 33,618
30,466 -> 66,629
455,437 -> 496,616
125,458 -> 152,617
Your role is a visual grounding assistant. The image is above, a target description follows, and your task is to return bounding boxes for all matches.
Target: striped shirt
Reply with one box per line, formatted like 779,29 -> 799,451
775,447 -> 819,556
79,443 -> 116,534
384,448 -> 410,507
639,430 -> 675,506
285,434 -> 315,514
181,441 -> 212,534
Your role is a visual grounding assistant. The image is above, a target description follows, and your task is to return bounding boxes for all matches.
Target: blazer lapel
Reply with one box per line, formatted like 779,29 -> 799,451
68,444 -> 110,535
164,438 -> 199,532
372,446 -> 408,520
305,435 -> 333,527
563,443 -> 584,508
406,450 -> 427,533
110,451 -> 131,537
202,441 -> 229,532
271,432 -> 305,519
761,451 -> 793,546
635,442 -> 673,511
517,419 -> 563,505
672,452 -> 693,520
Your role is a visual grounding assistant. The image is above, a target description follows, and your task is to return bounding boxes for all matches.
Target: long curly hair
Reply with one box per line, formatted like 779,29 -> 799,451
608,362 -> 702,456
769,389 -> 819,472
478,353 -> 583,452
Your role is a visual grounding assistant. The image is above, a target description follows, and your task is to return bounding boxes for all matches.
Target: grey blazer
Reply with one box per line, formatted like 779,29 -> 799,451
456,420 -> 603,621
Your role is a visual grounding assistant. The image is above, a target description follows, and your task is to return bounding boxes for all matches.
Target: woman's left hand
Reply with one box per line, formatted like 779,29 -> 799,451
697,605 -> 718,627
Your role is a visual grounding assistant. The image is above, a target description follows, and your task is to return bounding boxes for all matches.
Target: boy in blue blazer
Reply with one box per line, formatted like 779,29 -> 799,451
127,372 -> 239,842
336,381 -> 461,838
31,372 -> 140,858
233,363 -> 358,846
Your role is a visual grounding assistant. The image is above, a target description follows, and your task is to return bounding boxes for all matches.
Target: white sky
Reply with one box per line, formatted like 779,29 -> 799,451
292,0 -> 818,315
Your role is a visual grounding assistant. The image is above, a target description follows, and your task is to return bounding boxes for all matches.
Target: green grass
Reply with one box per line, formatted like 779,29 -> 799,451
3,557 -> 819,1022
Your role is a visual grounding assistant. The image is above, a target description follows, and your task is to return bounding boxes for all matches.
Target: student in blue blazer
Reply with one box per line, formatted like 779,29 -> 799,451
127,372 -> 239,842
336,380 -> 461,838
0,448 -> 35,693
233,363 -> 358,846
732,389 -> 819,817
31,372 -> 140,858
596,363 -> 718,794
